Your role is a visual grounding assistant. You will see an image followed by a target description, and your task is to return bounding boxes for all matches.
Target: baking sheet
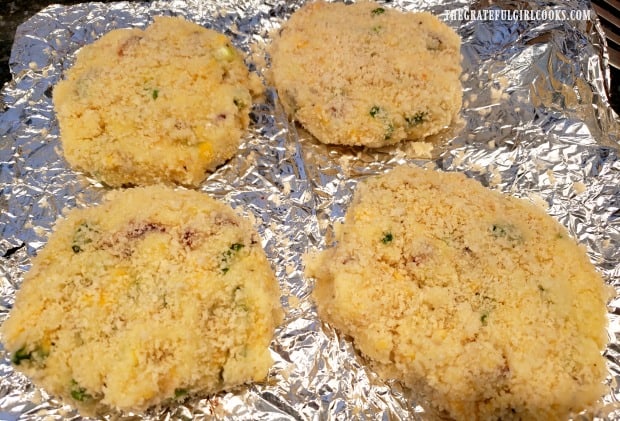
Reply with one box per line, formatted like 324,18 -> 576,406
1,0 -> 619,419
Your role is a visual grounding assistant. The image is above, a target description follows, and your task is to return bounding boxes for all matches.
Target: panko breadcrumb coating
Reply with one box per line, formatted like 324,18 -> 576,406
307,166 -> 609,420
269,1 -> 462,147
53,16 -> 263,187
1,186 -> 283,416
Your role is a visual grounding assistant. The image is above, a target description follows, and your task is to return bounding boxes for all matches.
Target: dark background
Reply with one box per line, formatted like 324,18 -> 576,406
1,0 -> 619,115
0,0 -> 123,91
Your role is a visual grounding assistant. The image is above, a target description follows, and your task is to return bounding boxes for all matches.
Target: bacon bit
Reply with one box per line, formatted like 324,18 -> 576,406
126,222 -> 167,239
426,34 -> 444,51
182,230 -> 195,247
97,237 -> 132,258
340,252 -> 356,265
99,222 -> 167,258
181,229 -> 202,249
214,213 -> 240,227
411,253 -> 429,265
250,234 -> 259,246
117,35 -> 141,56
500,362 -> 510,377
328,103 -> 346,118
174,120 -> 188,130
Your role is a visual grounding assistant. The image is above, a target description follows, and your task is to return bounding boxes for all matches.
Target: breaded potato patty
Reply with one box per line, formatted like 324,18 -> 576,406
1,186 -> 283,416
53,16 -> 263,187
308,166 -> 609,420
270,1 -> 462,147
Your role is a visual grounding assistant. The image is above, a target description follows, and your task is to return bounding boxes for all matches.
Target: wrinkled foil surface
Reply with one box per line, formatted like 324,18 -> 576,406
1,0 -> 620,419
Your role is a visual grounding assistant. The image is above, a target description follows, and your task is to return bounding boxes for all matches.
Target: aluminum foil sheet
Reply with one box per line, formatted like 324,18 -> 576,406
1,0 -> 619,419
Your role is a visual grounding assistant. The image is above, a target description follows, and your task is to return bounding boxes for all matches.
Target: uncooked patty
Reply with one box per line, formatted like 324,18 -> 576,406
307,166 -> 609,420
1,186 -> 283,416
53,16 -> 263,187
270,1 -> 462,147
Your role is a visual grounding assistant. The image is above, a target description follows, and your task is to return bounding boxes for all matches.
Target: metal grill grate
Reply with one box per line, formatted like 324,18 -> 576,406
591,0 -> 620,114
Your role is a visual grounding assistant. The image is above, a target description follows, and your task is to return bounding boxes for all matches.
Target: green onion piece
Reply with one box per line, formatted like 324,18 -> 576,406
381,232 -> 393,244
72,222 -> 97,253
491,224 -> 507,237
384,123 -> 394,140
233,97 -> 246,109
11,347 -> 32,365
230,243 -> 244,252
174,388 -> 188,398
70,380 -> 92,402
152,89 -> 159,100
491,224 -> 523,245
371,7 -> 385,15
405,111 -> 428,127
370,106 -> 381,117
490,223 -> 522,243
221,243 -> 245,274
